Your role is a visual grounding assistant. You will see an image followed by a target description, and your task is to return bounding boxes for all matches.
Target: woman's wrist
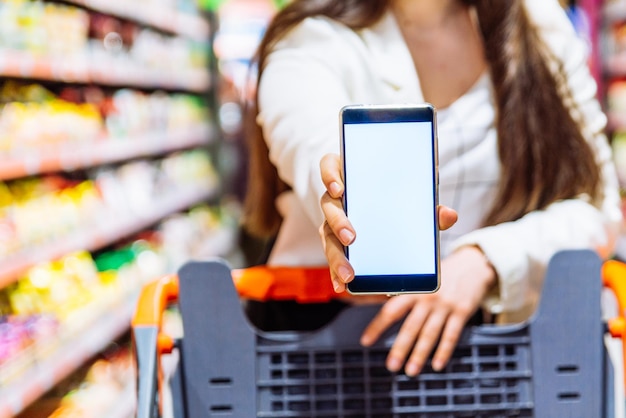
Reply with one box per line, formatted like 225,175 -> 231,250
453,245 -> 498,291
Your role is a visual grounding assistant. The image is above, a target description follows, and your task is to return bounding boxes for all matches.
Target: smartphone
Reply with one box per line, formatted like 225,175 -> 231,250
339,103 -> 439,294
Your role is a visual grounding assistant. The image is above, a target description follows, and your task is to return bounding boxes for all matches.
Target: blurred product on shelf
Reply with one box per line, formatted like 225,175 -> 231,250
158,201 -> 242,269
0,177 -> 104,257
599,0 -> 626,131
45,345 -> 135,418
602,4 -> 626,182
0,81 -> 103,154
0,313 -> 59,384
0,150 -> 219,261
0,0 -> 210,89
0,1 -> 89,55
608,81 -> 626,188
87,11 -> 210,89
606,71 -> 626,137
1,200 -> 239,414
64,86 -> 210,140
602,0 -> 626,240
1,250 -> 115,387
0,81 -> 212,156
13,341 -> 136,418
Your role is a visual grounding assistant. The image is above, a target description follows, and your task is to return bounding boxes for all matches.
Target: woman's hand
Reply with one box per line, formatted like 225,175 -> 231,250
319,153 -> 458,292
319,153 -> 495,375
361,246 -> 496,375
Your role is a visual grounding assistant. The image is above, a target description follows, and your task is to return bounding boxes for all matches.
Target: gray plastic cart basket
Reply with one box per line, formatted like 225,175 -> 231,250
133,249 -> 617,417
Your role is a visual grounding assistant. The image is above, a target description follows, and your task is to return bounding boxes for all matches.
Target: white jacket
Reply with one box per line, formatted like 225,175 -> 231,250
256,0 -> 622,323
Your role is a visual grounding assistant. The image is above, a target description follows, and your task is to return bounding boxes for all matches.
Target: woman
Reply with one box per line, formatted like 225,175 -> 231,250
243,0 -> 622,375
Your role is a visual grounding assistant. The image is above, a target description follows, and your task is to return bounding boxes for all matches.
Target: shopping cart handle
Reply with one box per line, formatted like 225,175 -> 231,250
602,259 -> 626,392
132,274 -> 179,418
133,274 -> 179,328
232,265 -> 345,302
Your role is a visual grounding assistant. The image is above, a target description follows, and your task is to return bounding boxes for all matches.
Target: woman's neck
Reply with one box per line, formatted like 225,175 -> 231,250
388,0 -> 486,110
390,0 -> 465,31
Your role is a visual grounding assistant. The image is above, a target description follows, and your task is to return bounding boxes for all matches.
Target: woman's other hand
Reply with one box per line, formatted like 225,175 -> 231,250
318,153 -> 458,292
319,152 -> 495,376
361,246 -> 496,375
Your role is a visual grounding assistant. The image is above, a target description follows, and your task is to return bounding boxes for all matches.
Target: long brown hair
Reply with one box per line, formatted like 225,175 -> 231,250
243,0 -> 601,237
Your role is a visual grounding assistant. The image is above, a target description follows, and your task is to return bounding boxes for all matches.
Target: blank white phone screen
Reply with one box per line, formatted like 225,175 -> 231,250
343,121 -> 436,276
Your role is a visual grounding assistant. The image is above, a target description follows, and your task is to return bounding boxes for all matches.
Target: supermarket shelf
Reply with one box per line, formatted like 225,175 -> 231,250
0,49 -> 210,92
0,182 -> 217,289
64,0 -> 210,41
0,124 -> 215,180
0,294 -> 136,418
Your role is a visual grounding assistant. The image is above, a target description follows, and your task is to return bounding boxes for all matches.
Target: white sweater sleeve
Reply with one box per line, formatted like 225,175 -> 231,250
449,0 -> 623,313
257,18 -> 356,229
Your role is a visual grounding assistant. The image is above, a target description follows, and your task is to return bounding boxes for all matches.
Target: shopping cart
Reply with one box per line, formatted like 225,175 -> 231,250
132,249 -> 626,417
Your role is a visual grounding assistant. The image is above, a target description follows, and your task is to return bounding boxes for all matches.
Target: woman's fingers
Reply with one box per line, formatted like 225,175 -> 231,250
319,154 -> 355,293
384,300 -> 430,372
438,205 -> 458,231
320,191 -> 355,246
362,299 -> 465,376
404,309 -> 448,376
360,295 -> 415,347
320,153 -> 343,198
430,313 -> 466,371
320,218 -> 353,291
320,153 -> 355,247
